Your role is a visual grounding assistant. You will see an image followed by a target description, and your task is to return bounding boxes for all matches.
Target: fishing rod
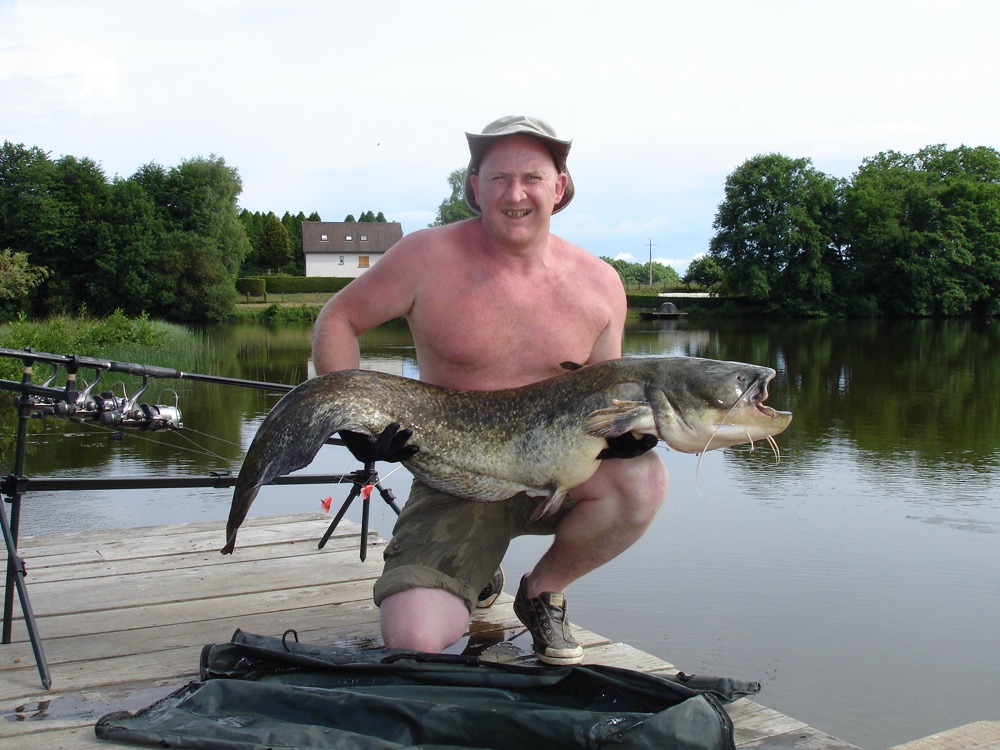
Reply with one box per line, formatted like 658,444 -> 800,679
0,346 -> 296,391
1,346 -> 397,690
0,346 -> 296,432
0,346 -> 296,689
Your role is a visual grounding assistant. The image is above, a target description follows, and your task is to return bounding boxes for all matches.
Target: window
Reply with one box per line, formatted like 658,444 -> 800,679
358,256 -> 370,268
320,234 -> 329,242
345,235 -> 352,241
360,235 -> 368,241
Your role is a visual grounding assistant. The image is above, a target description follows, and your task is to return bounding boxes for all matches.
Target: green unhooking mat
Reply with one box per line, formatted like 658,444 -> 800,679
95,629 -> 760,750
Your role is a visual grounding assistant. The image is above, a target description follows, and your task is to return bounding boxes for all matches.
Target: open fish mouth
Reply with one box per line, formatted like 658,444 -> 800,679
698,369 -> 792,453
747,374 -> 782,417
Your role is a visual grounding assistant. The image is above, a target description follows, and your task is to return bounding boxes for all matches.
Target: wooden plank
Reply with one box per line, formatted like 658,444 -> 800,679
0,681 -> 182,740
888,721 -> 1000,750
18,513 -> 363,571
1,515 -> 866,750
18,527 -> 382,585
11,542 -> 386,619
0,587 -> 382,675
5,725 -> 108,749
18,512 -> 338,555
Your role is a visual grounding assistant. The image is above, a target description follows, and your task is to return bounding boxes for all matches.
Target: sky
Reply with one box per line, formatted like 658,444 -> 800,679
2,0 -> 998,274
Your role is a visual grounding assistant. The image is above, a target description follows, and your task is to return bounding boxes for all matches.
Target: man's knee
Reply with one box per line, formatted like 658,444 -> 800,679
379,587 -> 469,651
573,450 -> 668,524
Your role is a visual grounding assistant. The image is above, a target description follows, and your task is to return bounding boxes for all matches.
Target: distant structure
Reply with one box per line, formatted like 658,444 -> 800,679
301,221 -> 403,278
639,301 -> 687,320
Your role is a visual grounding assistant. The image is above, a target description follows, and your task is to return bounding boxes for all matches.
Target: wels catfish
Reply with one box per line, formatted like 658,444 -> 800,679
222,356 -> 791,554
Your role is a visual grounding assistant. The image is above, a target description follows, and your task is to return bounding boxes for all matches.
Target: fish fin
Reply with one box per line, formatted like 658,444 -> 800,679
530,489 -> 569,521
582,399 -> 656,438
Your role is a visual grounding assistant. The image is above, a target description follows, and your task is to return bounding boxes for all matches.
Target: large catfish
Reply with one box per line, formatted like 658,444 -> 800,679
222,356 -> 792,553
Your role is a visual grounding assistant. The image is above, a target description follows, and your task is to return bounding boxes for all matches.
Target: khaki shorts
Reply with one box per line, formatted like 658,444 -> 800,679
373,479 -> 571,612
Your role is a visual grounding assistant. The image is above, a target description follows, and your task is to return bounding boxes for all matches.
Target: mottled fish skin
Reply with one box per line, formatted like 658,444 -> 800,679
221,356 -> 792,553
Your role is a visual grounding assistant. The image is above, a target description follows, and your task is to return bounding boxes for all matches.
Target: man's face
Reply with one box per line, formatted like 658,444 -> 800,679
470,135 -> 568,246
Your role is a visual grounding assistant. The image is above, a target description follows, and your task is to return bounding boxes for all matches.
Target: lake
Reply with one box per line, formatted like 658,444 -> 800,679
4,316 -> 999,749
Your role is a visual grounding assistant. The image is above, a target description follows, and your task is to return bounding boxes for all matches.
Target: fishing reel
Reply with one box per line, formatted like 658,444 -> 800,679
29,368 -> 183,432
87,389 -> 183,432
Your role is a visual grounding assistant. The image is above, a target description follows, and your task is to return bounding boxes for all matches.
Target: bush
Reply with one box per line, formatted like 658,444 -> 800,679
236,276 -> 353,294
0,311 -> 183,381
237,277 -> 266,295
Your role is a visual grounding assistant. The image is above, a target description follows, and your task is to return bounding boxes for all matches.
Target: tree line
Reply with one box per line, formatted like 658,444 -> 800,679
700,144 -> 1000,317
0,141 -> 399,322
0,143 -> 251,321
4,140 -> 998,324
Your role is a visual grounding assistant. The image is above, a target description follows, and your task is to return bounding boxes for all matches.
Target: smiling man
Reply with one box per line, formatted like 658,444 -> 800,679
312,116 -> 668,665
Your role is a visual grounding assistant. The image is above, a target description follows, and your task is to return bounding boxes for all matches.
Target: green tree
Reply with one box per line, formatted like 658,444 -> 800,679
45,155 -> 111,311
281,211 -> 307,274
0,248 -> 50,320
601,257 -> 680,287
259,212 -> 292,272
682,255 -> 724,289
842,145 -> 1000,316
431,167 -> 476,226
709,153 -> 842,315
0,142 -> 75,314
132,156 -> 249,321
90,178 -> 160,316
239,209 -> 266,271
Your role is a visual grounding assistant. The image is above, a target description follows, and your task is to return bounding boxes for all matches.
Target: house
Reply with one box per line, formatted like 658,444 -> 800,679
301,221 -> 403,278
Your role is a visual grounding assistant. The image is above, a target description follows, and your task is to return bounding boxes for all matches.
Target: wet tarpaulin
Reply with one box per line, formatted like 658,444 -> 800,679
95,629 -> 760,750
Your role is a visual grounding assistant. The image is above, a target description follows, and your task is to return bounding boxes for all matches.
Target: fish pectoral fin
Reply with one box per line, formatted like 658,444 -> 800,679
582,400 -> 656,438
530,489 -> 569,522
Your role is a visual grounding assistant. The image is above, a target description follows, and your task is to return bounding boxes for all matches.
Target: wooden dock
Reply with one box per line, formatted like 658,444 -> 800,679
0,513 -> 987,749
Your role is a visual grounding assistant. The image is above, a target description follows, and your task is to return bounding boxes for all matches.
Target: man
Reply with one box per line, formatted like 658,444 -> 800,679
312,115 -> 668,665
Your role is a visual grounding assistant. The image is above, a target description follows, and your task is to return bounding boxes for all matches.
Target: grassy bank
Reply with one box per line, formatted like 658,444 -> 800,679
0,311 -> 216,381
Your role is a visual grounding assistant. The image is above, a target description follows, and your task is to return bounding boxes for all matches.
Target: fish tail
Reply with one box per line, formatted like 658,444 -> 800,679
221,485 -> 261,554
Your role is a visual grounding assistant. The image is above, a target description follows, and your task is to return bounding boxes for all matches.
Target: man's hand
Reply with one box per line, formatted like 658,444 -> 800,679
338,423 -> 419,464
597,432 -> 658,460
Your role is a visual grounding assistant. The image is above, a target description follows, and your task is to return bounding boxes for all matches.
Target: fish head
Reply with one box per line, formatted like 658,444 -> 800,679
644,357 -> 792,453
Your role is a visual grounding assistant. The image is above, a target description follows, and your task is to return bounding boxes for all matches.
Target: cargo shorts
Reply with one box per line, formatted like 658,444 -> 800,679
373,479 -> 573,613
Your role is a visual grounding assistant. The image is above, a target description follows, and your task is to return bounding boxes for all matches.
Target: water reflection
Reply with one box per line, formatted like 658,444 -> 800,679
2,316 -> 999,748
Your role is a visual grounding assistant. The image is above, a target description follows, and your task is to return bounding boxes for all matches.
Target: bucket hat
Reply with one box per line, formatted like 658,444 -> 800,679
464,115 -> 574,214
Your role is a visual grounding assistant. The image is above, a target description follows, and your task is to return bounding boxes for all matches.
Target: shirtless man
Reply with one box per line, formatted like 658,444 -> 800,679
312,116 -> 669,665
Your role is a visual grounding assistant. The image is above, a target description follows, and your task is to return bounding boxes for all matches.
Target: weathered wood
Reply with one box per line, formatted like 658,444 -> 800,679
888,721 -> 1000,750
1,514 -> 871,749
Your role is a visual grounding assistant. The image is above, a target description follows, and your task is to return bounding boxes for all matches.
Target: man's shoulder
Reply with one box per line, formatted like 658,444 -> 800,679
552,236 -> 623,284
395,219 -> 482,256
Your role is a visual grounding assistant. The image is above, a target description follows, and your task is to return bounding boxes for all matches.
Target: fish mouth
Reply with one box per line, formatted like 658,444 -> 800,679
746,373 -> 782,418
707,370 -> 790,437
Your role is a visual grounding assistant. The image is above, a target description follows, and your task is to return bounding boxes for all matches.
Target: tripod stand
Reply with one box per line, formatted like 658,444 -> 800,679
1,346 -> 411,687
2,354 -> 52,689
317,458 -> 401,562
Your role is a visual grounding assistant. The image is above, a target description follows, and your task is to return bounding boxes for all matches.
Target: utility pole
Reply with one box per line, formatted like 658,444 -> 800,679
647,239 -> 655,286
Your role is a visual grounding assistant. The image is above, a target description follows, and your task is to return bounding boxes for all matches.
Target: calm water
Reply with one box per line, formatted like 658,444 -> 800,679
4,318 -> 999,749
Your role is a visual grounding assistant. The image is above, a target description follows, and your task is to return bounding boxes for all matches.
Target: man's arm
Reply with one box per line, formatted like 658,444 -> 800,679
311,234 -> 428,462
585,257 -> 628,364
312,235 -> 422,374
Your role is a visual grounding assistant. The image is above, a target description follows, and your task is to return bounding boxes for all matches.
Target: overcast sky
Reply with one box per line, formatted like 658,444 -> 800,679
2,0 -> 997,273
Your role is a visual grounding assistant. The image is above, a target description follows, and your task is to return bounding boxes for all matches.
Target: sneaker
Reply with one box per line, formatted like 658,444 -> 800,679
512,575 -> 583,665
476,566 -> 505,609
